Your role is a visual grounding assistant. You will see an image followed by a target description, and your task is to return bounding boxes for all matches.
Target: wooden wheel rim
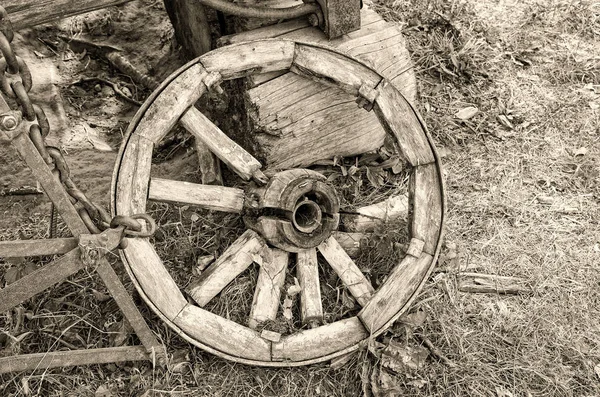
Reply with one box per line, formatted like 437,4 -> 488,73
110,39 -> 446,366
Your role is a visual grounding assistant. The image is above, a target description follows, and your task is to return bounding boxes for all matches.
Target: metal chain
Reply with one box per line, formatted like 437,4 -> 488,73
0,7 -> 155,238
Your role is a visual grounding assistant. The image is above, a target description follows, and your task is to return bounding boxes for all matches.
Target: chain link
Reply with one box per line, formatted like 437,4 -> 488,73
0,6 -> 155,239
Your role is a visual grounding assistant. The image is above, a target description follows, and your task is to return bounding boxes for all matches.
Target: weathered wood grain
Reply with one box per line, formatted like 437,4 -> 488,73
148,178 -> 245,213
296,248 -> 323,324
200,40 -> 295,80
238,7 -> 416,170
188,230 -> 265,307
4,0 -> 133,30
291,44 -> 382,95
410,163 -> 443,255
358,252 -> 433,333
318,237 -> 374,307
374,80 -> 435,166
135,63 -> 207,144
174,304 -> 272,362
122,238 -> 188,321
114,135 -> 153,216
248,248 -> 288,329
272,317 -> 367,361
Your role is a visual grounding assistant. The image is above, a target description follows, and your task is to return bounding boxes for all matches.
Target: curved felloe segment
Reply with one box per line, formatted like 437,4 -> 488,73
174,304 -> 272,362
374,80 -> 435,166
248,248 -> 288,329
411,163 -> 443,255
179,104 -> 263,181
317,236 -> 374,307
188,230 -> 266,307
296,248 -> 323,324
358,252 -> 433,333
272,317 -> 367,362
199,40 -> 295,80
148,178 -> 245,213
134,63 -> 208,144
123,238 -> 188,321
115,135 -> 154,216
290,43 -> 382,96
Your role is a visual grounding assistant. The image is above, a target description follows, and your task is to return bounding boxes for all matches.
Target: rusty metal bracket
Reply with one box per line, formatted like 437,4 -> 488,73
312,0 -> 362,39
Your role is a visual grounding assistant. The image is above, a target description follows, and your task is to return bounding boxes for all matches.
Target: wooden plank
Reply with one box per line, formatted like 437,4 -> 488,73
0,238 -> 78,258
317,236 -> 374,307
148,178 -> 245,213
359,252 -> 433,333
296,248 -> 323,324
0,248 -> 81,313
122,238 -> 188,321
135,63 -> 207,144
374,80 -> 435,166
410,163 -> 443,255
341,193 -> 409,232
248,248 -> 288,329
4,0 -> 133,30
290,44 -> 382,95
174,304 -> 271,362
0,346 -> 148,374
180,105 -> 263,181
114,135 -> 154,216
272,317 -> 367,361
188,230 -> 265,307
200,40 -> 295,80
458,273 -> 532,294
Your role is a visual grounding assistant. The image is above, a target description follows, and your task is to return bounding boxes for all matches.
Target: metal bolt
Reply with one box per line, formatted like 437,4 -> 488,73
1,114 -> 17,131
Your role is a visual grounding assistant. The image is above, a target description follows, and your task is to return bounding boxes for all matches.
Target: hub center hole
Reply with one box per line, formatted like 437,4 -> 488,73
293,200 -> 322,234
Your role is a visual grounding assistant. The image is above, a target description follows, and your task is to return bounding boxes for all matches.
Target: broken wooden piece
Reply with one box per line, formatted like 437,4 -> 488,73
248,248 -> 288,329
458,273 -> 532,295
318,236 -> 374,306
341,194 -> 408,232
188,230 -> 265,307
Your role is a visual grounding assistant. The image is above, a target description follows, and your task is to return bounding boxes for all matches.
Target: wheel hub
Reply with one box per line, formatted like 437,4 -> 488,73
244,169 -> 340,252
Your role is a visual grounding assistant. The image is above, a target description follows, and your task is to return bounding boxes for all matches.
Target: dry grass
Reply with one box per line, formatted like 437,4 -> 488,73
2,0 -> 600,395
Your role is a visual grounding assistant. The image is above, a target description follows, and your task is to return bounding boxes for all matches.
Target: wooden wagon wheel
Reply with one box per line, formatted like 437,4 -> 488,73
110,39 -> 445,366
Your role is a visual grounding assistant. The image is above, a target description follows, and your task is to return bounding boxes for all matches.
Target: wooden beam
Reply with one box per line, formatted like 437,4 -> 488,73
0,346 -> 149,374
0,238 -> 78,258
4,0 -> 134,30
148,178 -> 245,213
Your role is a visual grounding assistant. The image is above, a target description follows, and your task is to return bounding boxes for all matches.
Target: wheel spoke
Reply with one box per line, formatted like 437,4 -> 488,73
248,247 -> 288,329
296,248 -> 323,325
340,193 -> 408,233
148,178 -> 245,213
180,107 -> 266,183
187,230 -> 266,307
317,236 -> 374,307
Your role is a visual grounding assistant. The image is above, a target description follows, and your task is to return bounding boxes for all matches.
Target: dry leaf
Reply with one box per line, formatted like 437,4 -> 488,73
589,102 -> 599,110
595,363 -> 600,380
537,196 -> 554,205
282,297 -> 293,320
497,114 -> 514,129
573,147 -> 588,156
399,310 -> 427,328
381,341 -> 429,372
455,106 -> 478,120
